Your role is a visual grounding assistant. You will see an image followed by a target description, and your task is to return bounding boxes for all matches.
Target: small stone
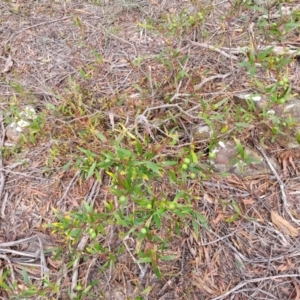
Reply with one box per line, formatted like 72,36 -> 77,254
233,93 -> 268,111
5,106 -> 37,144
192,124 -> 213,140
6,123 -> 21,142
209,140 -> 280,177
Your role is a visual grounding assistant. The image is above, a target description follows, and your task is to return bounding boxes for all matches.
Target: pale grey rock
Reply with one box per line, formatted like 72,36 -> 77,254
5,106 -> 37,144
210,140 -> 280,177
192,124 -> 213,140
233,93 -> 269,111
233,94 -> 300,149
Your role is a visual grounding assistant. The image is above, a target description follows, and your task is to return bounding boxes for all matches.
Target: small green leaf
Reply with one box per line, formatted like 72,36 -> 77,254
137,22 -> 155,30
213,98 -> 228,109
160,255 -> 178,261
137,257 -> 152,263
220,125 -> 229,133
162,160 -> 177,166
83,201 -> 93,214
257,46 -> 274,60
21,290 -> 38,296
46,103 -> 56,111
95,131 -> 107,142
191,150 -> 198,163
153,266 -> 162,279
234,137 -> 244,157
248,5 -> 267,13
87,161 -> 97,178
62,161 -> 72,171
296,132 -> 300,144
235,122 -> 250,128
116,147 -> 133,159
173,191 -> 184,202
225,214 -> 239,223
153,213 -> 162,228
192,219 -> 199,239
22,269 -> 30,286
145,161 -> 162,175
136,140 -> 143,155
232,200 -> 242,216
113,212 -> 127,226
141,286 -> 152,295
82,285 -> 92,294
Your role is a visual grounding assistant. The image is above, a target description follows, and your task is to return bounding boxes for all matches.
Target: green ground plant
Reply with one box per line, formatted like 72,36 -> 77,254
2,0 -> 300,299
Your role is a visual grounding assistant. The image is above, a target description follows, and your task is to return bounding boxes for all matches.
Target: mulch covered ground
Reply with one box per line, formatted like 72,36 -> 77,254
1,1 -> 300,299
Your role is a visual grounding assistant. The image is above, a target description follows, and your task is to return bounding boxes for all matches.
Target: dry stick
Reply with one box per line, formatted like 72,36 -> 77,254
194,72 -> 232,91
0,248 -> 37,258
5,159 -> 30,170
220,45 -> 300,57
5,17 -> 70,46
186,40 -> 239,61
158,279 -> 173,297
84,21 -> 137,56
83,257 -> 97,288
70,178 -> 102,298
0,192 -> 8,218
0,168 -> 49,180
123,238 -> 147,281
58,170 -> 80,208
0,235 -> 42,248
135,103 -> 203,140
202,181 -> 250,196
0,113 -> 5,206
170,49 -> 190,102
212,274 -> 300,300
0,234 -> 51,282
200,231 -> 237,246
70,235 -> 90,298
256,146 -> 300,226
38,236 -> 50,281
142,103 -> 202,120
0,235 -> 54,284
0,254 -> 15,284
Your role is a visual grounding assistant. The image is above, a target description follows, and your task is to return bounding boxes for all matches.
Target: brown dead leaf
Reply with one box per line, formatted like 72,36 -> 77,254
1,55 -> 13,73
211,213 -> 223,225
276,263 -> 289,272
271,211 -> 299,237
277,257 -> 294,271
48,257 -> 63,269
241,197 -> 256,206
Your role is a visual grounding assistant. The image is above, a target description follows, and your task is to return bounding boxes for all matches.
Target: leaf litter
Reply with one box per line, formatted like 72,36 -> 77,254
0,0 -> 300,299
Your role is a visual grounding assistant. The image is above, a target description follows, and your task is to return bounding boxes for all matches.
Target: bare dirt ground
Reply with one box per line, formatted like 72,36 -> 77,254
1,0 -> 300,299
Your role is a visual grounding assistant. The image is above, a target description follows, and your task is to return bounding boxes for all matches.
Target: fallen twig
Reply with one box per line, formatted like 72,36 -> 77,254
194,72 -> 231,91
70,177 -> 102,298
213,274 -> 300,300
0,192 -> 8,218
186,40 -> 239,61
256,146 -> 300,226
0,254 -> 15,284
0,112 -> 5,206
58,170 -> 80,208
5,16 -> 70,46
123,237 -> 147,281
